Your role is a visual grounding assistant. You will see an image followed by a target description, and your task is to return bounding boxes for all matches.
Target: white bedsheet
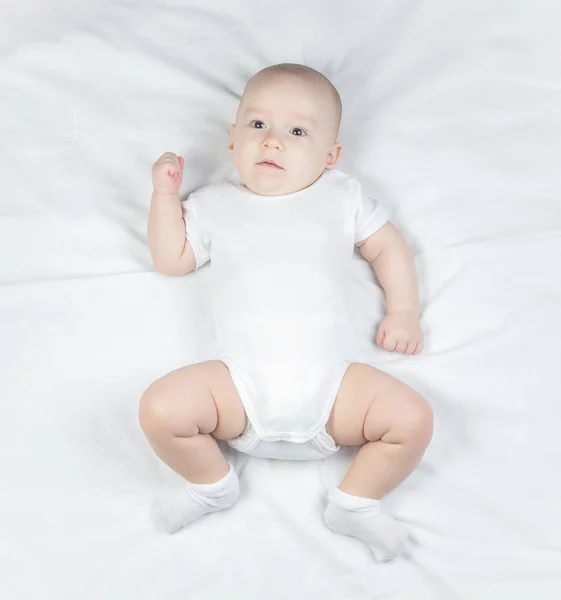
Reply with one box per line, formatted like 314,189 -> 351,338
1,1 -> 561,598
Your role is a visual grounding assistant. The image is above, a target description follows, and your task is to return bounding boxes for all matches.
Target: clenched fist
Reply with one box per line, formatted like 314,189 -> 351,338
376,310 -> 424,355
152,152 -> 185,194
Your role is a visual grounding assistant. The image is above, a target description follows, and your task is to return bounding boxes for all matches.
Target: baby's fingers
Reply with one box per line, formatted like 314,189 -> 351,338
405,341 -> 422,355
166,156 -> 184,177
155,153 -> 181,169
157,151 -> 178,162
382,332 -> 398,352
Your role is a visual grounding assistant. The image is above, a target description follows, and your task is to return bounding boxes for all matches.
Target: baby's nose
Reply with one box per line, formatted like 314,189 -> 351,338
262,132 -> 283,151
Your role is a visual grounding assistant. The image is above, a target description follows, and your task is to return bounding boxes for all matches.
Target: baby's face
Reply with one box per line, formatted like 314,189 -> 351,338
229,73 -> 341,196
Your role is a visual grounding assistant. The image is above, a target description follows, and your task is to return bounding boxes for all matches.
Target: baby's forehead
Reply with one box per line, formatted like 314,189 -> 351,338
247,71 -> 330,100
242,74 -> 337,117
238,65 -> 342,134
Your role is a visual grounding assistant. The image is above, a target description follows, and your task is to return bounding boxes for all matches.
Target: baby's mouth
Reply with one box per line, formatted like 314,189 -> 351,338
257,159 -> 283,170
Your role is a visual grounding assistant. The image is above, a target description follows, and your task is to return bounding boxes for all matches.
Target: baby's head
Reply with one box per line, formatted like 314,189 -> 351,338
228,64 -> 342,196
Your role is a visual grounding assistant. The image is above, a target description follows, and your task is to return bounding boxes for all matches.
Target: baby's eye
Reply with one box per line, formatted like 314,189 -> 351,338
250,120 -> 266,129
290,127 -> 307,137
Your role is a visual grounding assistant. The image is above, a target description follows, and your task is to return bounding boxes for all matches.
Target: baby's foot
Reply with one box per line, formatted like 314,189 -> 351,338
151,465 -> 239,534
324,488 -> 409,561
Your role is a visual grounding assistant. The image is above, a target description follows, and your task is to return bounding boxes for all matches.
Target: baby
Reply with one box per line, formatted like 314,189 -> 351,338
140,63 -> 433,561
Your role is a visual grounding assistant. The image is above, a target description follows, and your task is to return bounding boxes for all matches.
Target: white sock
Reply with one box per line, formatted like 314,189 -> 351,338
151,464 -> 240,534
324,487 -> 409,562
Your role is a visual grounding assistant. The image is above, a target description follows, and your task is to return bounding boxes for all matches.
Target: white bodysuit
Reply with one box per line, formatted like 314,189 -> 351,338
183,169 -> 388,460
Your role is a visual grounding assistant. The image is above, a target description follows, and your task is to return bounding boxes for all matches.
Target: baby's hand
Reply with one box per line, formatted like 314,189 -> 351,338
376,311 -> 424,355
152,152 -> 185,194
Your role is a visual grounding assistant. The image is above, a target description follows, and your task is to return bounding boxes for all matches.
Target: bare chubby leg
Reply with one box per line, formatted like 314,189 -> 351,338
139,361 -> 247,533
139,360 -> 246,484
327,362 -> 433,499
324,363 -> 433,560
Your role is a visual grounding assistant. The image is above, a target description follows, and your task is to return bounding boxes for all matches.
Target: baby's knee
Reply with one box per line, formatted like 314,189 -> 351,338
138,382 -> 174,437
399,392 -> 434,449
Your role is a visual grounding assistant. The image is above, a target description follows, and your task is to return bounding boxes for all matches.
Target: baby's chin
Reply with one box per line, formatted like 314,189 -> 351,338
242,173 -> 318,197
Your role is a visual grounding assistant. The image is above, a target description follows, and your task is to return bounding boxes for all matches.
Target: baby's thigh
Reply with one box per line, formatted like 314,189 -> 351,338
326,363 -> 431,446
139,361 -> 246,440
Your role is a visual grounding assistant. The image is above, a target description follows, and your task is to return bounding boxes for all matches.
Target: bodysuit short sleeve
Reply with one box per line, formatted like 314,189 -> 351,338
182,193 -> 211,269
354,182 -> 390,244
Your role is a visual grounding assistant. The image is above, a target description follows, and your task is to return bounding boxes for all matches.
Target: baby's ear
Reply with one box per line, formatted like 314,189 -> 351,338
325,142 -> 342,169
227,125 -> 236,154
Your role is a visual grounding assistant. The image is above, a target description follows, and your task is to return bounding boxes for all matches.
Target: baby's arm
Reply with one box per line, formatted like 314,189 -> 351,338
356,222 -> 423,354
148,152 -> 196,276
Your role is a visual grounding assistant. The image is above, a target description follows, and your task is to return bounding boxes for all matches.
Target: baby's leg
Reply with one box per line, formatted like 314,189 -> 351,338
139,361 -> 246,532
327,363 -> 433,499
324,363 -> 433,560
